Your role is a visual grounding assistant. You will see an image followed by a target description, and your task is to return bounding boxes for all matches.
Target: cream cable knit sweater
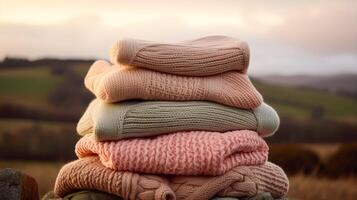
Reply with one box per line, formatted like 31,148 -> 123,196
109,35 -> 250,76
77,100 -> 279,141
84,60 -> 262,109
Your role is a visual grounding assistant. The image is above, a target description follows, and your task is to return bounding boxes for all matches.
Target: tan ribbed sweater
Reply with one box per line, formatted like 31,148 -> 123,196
54,157 -> 289,199
54,157 -> 174,200
109,35 -> 250,76
85,60 -> 262,109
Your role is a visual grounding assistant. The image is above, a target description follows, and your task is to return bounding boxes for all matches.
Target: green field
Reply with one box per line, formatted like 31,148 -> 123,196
0,67 -> 61,93
0,67 -> 61,108
0,66 -> 356,123
255,82 -> 357,123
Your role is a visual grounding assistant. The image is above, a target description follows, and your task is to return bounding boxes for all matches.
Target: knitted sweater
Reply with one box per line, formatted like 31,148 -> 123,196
54,157 -> 174,200
75,130 -> 268,175
170,162 -> 289,199
77,100 -> 279,141
84,60 -> 262,109
54,157 -> 289,200
48,191 -> 284,200
109,35 -> 250,76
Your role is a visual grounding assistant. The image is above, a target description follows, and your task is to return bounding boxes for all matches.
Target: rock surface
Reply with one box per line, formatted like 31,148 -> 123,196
0,168 -> 39,200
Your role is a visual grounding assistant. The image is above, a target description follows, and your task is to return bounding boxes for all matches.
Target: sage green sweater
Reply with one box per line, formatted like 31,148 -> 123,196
77,100 -> 279,141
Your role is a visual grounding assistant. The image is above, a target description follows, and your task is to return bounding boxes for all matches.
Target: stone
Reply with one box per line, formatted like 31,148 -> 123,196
0,168 -> 39,200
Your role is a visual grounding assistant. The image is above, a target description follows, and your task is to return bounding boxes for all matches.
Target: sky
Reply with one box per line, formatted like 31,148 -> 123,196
0,0 -> 356,75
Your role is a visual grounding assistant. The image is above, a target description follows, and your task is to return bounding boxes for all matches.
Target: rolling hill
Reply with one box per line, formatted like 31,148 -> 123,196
258,74 -> 357,96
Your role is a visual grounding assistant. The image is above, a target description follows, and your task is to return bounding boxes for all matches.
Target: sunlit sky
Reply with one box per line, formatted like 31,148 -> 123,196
1,0 -> 356,75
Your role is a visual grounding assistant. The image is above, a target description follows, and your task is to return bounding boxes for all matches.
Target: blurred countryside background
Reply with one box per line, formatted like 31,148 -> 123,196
0,0 -> 357,199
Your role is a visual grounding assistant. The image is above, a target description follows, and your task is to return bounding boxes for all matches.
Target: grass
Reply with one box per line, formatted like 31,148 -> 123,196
255,82 -> 357,122
288,175 -> 357,200
0,67 -> 61,107
0,76 -> 58,95
269,102 -> 312,121
0,64 -> 90,109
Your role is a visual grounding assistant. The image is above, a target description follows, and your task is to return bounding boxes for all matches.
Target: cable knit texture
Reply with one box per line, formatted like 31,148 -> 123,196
54,157 -> 175,200
54,158 -> 288,200
170,162 -> 289,200
75,131 -> 268,175
77,100 -> 279,141
109,35 -> 250,76
84,60 -> 262,109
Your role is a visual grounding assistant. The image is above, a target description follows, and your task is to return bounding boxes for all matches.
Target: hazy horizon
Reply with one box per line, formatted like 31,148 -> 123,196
1,0 -> 357,75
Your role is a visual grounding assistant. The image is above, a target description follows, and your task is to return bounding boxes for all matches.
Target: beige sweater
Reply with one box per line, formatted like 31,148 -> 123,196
109,35 -> 250,76
54,157 -> 174,200
84,60 -> 262,109
54,157 -> 289,200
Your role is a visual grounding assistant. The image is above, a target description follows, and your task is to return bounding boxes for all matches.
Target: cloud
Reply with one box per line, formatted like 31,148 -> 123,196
249,39 -> 357,75
0,0 -> 357,75
268,1 -> 357,55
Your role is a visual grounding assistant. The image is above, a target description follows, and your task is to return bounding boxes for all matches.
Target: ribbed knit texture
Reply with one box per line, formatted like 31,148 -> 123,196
170,162 -> 289,200
84,60 -> 262,109
77,100 -> 279,141
109,35 -> 250,76
75,131 -> 268,175
54,157 -> 175,200
252,103 -> 280,137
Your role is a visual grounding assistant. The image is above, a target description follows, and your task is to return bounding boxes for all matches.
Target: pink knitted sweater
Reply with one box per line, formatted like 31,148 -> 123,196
84,60 -> 262,109
75,130 -> 268,175
54,157 -> 289,199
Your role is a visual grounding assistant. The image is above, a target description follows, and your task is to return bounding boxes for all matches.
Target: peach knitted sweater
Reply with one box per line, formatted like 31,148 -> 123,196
84,60 -> 262,109
54,157 -> 289,199
75,130 -> 268,175
109,36 -> 250,76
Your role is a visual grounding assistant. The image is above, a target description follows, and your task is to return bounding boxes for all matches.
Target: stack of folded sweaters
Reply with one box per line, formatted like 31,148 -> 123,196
51,36 -> 289,200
